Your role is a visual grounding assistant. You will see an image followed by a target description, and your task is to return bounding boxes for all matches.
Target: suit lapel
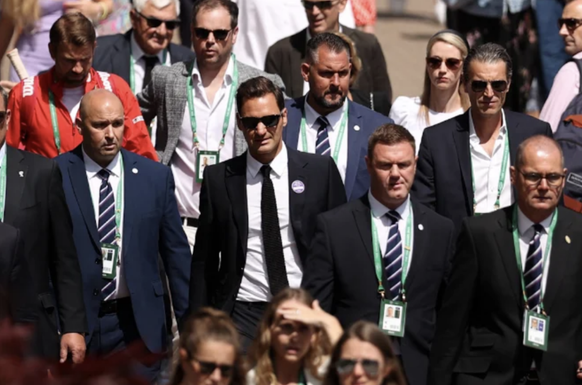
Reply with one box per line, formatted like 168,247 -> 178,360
120,150 -> 139,258
225,156 -> 249,256
4,146 -> 27,224
505,111 -> 521,166
451,112 -> 473,214
287,148 -> 306,257
345,101 -> 364,200
404,201 -> 428,291
353,195 -> 375,271
284,98 -> 304,149
494,208 -> 523,309
115,31 -> 132,85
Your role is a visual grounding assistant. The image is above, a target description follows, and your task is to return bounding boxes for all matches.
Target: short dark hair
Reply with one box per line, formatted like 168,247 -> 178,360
49,12 -> 96,49
236,76 -> 285,113
463,42 -> 513,82
191,0 -> 238,29
305,32 -> 352,64
367,124 -> 416,158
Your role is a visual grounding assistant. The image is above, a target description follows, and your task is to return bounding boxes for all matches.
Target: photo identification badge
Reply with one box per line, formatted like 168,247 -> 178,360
379,300 -> 406,337
523,310 -> 549,351
196,150 -> 219,183
101,243 -> 119,280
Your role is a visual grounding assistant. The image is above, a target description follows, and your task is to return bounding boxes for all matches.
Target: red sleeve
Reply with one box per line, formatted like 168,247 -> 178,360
111,74 -> 158,161
6,82 -> 25,149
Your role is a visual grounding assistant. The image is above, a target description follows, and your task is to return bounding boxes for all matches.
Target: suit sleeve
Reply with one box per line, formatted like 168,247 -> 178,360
136,69 -> 158,128
264,45 -> 280,77
158,169 -> 191,326
412,131 -> 437,210
327,157 -> 347,210
428,220 -> 478,385
369,35 -> 392,101
48,162 -> 87,335
9,229 -> 37,325
6,83 -> 25,149
436,219 -> 456,311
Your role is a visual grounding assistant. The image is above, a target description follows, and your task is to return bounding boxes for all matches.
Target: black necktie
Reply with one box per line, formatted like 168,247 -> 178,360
143,56 -> 159,90
260,165 -> 289,295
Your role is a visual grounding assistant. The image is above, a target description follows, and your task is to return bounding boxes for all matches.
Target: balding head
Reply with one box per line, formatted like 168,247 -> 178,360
79,89 -> 124,121
515,135 -> 564,170
561,0 -> 582,55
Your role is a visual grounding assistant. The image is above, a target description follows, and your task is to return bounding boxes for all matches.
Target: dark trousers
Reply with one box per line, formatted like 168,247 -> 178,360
87,298 -> 162,384
231,301 -> 268,353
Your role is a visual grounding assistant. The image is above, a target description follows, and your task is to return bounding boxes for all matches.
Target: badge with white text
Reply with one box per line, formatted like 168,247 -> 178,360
101,243 -> 119,280
196,150 -> 219,183
523,310 -> 549,351
379,300 -> 406,337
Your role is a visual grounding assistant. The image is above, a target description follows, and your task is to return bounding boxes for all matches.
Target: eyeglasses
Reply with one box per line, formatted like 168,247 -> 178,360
136,11 -> 180,30
559,18 -> 582,31
302,0 -> 338,10
192,358 -> 234,377
471,80 -> 508,93
193,28 -> 232,41
519,171 -> 565,186
336,358 -> 380,377
426,57 -> 462,70
238,114 -> 281,130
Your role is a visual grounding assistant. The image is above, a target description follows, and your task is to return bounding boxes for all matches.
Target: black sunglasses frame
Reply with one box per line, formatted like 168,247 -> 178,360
193,28 -> 232,41
193,358 -> 234,377
302,0 -> 337,10
426,57 -> 463,70
471,80 -> 508,93
238,114 -> 282,130
336,358 -> 380,377
559,18 -> 582,31
135,11 -> 180,30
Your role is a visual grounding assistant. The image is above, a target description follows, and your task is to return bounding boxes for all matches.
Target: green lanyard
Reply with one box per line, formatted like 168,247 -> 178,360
0,153 -> 6,222
48,90 -> 62,154
470,132 -> 509,213
129,49 -> 168,93
298,371 -> 306,385
511,206 -> 557,313
113,154 -> 124,243
299,105 -> 348,164
370,204 -> 413,300
186,54 -> 239,151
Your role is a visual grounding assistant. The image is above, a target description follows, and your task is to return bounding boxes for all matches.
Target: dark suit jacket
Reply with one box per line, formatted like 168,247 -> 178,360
93,30 -> 195,89
3,145 -> 86,358
189,147 -> 347,314
0,222 -> 36,325
265,26 -> 392,99
412,110 -> 553,231
302,195 -> 455,385
55,147 -> 191,353
283,97 -> 392,201
429,206 -> 582,385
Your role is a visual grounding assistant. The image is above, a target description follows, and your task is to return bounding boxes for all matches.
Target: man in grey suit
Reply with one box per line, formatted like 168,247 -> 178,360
138,0 -> 285,249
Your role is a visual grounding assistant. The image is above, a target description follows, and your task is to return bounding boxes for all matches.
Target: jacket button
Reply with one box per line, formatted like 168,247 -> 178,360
95,258 -> 100,264
93,289 -> 99,296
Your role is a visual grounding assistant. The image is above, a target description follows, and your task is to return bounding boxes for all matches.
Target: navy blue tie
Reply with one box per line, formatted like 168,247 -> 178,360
315,116 -> 331,156
383,210 -> 403,301
524,224 -> 544,310
97,169 -> 117,299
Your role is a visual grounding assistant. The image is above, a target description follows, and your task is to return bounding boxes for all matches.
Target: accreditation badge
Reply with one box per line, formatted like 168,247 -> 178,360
101,243 -> 119,280
379,300 -> 406,337
196,150 -> 219,183
523,310 -> 549,351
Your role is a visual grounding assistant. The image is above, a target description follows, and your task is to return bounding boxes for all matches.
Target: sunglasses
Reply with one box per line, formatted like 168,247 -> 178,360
193,358 -> 234,377
239,114 -> 281,130
194,28 -> 232,41
519,171 -> 565,187
471,80 -> 508,93
136,11 -> 180,30
336,358 -> 380,377
559,18 -> 582,31
302,0 -> 337,10
426,57 -> 462,70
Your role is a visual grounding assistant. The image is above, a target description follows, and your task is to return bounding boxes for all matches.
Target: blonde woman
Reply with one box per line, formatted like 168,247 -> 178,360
389,29 -> 470,153
247,288 -> 343,385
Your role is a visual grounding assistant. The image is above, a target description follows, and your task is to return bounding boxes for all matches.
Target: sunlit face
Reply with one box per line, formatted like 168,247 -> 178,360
559,2 -> 582,56
464,60 -> 510,118
49,42 -> 95,87
271,299 -> 316,365
426,41 -> 464,92
0,94 -> 9,148
180,340 -> 236,385
130,1 -> 178,55
191,6 -> 238,69
304,0 -> 347,34
338,339 -> 391,385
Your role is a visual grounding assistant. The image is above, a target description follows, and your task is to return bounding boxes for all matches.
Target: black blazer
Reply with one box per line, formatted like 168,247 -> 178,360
93,30 -> 195,88
4,146 -> 86,358
412,110 -> 553,231
429,206 -> 582,385
189,147 -> 347,314
0,222 -> 36,325
265,26 -> 392,100
302,195 -> 455,385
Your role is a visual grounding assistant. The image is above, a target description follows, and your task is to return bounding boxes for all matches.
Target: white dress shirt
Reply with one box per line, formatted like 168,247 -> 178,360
130,32 -> 171,93
61,85 -> 85,123
469,109 -> 513,213
298,96 -> 348,182
83,149 -> 129,299
237,146 -> 302,302
171,56 -> 237,219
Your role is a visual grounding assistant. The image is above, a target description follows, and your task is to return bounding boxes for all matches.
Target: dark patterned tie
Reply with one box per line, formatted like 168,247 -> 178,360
143,56 -> 159,90
524,224 -> 544,310
383,210 -> 403,301
98,169 -> 117,298
315,116 -> 331,156
261,165 -> 289,295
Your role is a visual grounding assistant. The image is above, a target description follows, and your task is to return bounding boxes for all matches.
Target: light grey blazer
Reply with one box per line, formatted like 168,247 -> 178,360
137,59 -> 286,165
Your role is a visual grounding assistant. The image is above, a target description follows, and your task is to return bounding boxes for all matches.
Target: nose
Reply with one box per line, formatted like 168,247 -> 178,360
538,177 -> 550,190
156,21 -> 168,36
439,61 -> 447,72
330,73 -> 340,86
559,23 -> 569,37
353,362 -> 366,377
484,83 -> 495,97
72,61 -> 84,74
255,123 -> 268,136
207,31 -> 217,44
209,367 -> 223,382
104,125 -> 114,138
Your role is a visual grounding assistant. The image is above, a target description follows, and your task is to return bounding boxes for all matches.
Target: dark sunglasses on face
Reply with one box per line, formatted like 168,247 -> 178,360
194,28 -> 232,41
193,358 -> 234,377
302,0 -> 337,10
426,57 -> 462,70
336,358 -> 380,377
558,18 -> 582,31
471,80 -> 508,93
239,114 -> 281,130
136,11 -> 180,30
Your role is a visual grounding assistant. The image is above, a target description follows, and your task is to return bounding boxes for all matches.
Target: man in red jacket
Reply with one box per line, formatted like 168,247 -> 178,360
7,12 -> 157,161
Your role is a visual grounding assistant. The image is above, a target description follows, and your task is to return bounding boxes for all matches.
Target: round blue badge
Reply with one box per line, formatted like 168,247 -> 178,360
291,180 -> 305,194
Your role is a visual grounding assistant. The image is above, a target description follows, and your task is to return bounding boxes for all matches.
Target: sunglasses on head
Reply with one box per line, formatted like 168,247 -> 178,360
471,80 -> 508,93
559,18 -> 582,31
302,0 -> 337,10
426,57 -> 462,70
194,28 -> 232,41
193,358 -> 234,377
239,114 -> 281,130
336,358 -> 380,377
136,11 -> 180,30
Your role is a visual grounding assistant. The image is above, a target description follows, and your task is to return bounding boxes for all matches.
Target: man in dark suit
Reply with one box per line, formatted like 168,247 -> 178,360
303,124 -> 455,385
0,222 -> 36,325
1,86 -> 87,362
412,43 -> 553,232
189,76 -> 346,350
55,89 -> 191,382
429,135 -> 582,385
283,33 -> 392,202
265,0 -> 391,99
93,0 -> 194,94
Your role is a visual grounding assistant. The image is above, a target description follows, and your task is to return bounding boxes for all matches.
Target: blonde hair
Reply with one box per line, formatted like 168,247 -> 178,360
1,0 -> 40,30
248,288 -> 332,385
419,31 -> 470,125
333,32 -> 362,87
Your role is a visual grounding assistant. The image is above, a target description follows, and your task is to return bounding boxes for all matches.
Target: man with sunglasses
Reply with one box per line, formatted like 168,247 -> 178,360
265,0 -> 391,99
540,0 -> 582,132
430,135 -> 582,385
189,76 -> 346,351
412,43 -> 552,233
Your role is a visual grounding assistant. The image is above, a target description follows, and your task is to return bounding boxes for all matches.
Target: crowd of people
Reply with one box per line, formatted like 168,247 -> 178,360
3,0 -> 582,385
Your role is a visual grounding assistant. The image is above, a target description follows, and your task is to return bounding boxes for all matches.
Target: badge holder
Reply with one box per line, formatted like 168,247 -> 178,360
101,243 -> 119,280
196,150 -> 220,183
523,310 -> 549,351
379,299 -> 407,337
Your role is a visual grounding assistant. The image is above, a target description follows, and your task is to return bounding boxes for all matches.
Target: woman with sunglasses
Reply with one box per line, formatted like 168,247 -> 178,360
324,321 -> 406,385
247,288 -> 343,385
170,307 -> 246,385
389,29 -> 470,153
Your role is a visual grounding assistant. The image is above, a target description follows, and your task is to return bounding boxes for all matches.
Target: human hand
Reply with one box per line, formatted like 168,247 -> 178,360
278,300 -> 343,344
0,80 -> 17,92
60,332 -> 86,364
63,1 -> 103,21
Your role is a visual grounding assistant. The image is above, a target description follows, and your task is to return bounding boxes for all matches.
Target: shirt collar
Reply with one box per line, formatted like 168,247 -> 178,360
468,108 -> 507,144
517,206 -> 554,236
306,25 -> 343,41
0,142 -> 6,165
130,31 -> 165,64
368,190 -> 410,221
574,51 -> 582,60
192,54 -> 235,86
246,145 -> 288,179
304,94 -> 348,130
82,147 -> 122,179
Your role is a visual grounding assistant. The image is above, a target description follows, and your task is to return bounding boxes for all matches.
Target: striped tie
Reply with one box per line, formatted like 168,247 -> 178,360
524,224 -> 544,310
383,210 -> 403,301
315,116 -> 331,156
97,169 -> 117,299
